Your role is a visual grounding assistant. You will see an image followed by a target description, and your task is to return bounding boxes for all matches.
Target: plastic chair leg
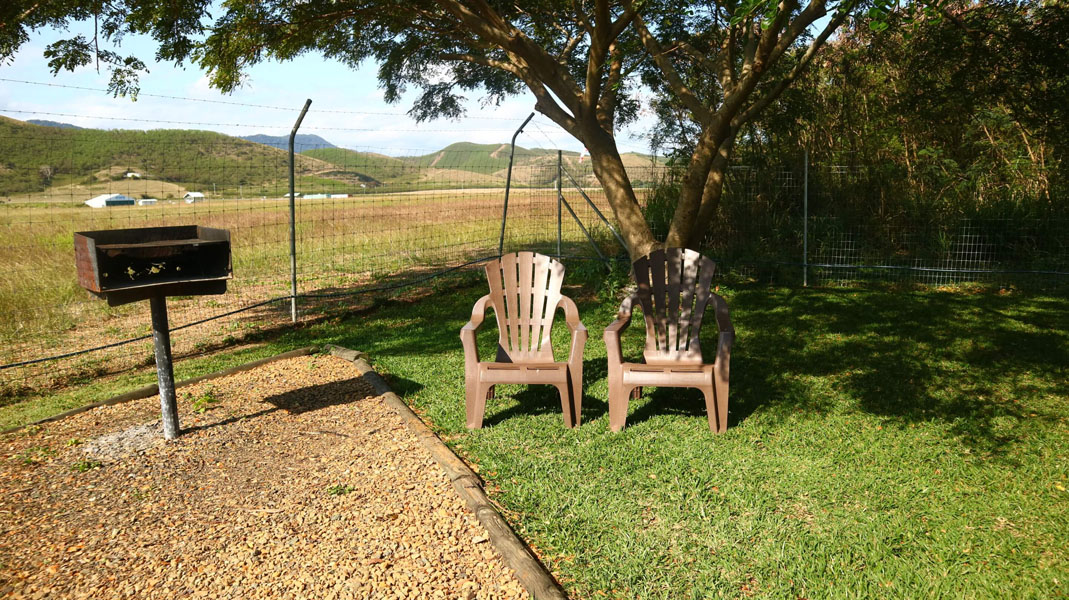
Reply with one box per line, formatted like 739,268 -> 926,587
466,380 -> 492,429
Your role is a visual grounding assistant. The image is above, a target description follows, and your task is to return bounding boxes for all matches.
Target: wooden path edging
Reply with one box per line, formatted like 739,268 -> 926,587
325,344 -> 569,600
1,346 -> 319,435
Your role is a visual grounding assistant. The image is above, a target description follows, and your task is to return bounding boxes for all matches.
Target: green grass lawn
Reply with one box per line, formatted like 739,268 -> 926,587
6,270 -> 1068,598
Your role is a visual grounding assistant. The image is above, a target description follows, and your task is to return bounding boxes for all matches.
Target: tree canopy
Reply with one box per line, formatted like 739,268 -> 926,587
4,0 -> 892,257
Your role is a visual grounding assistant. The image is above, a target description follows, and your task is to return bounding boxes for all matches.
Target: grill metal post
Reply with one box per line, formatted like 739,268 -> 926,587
150,295 -> 180,440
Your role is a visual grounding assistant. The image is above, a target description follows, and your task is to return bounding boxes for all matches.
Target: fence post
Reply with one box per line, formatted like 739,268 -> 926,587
289,99 -> 312,323
557,150 -> 563,259
560,196 -> 608,265
803,148 -> 809,287
560,167 -> 629,254
498,112 -> 535,256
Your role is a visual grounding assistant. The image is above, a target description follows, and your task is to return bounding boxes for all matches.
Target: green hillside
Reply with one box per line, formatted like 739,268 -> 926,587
0,116 -> 663,197
0,117 -> 327,196
299,147 -> 412,184
305,142 -> 590,183
407,141 -> 569,172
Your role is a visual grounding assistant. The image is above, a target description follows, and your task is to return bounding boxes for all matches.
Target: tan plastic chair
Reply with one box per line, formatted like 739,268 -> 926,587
461,252 -> 587,429
603,248 -> 734,432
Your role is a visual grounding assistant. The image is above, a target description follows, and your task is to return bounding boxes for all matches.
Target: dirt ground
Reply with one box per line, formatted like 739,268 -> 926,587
0,354 -> 529,600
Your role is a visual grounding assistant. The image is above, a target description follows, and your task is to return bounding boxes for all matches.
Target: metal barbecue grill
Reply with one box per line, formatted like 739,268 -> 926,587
74,225 -> 232,439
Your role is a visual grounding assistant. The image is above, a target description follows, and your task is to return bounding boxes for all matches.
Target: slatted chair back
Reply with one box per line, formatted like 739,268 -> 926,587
484,252 -> 566,362
632,248 -> 717,365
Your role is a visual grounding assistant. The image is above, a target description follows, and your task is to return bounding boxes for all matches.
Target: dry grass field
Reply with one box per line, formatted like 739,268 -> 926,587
0,182 -> 620,398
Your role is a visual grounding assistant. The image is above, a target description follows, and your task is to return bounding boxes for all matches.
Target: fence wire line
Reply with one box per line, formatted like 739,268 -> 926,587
0,296 -> 286,371
0,78 -> 527,119
0,130 -> 1064,394
0,254 -> 501,372
1,110 -> 520,133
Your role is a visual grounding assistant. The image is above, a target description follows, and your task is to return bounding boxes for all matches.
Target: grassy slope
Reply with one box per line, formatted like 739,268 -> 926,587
5,273 -> 1066,598
303,143 -> 573,189
0,117 -> 330,196
407,142 -> 553,172
3,117 -> 661,196
299,147 -> 412,183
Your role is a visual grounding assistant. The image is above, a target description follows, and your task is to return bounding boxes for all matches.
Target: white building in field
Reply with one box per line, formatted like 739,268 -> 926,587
183,192 -> 205,203
85,193 -> 136,208
137,198 -> 158,206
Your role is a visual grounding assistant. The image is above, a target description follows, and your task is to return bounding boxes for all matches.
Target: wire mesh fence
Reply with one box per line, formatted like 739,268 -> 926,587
0,130 -> 1065,402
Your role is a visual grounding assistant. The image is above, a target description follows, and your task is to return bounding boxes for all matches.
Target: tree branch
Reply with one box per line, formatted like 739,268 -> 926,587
435,0 -> 584,114
597,40 -> 624,129
626,1 -> 714,124
765,0 -> 829,67
738,6 -> 848,124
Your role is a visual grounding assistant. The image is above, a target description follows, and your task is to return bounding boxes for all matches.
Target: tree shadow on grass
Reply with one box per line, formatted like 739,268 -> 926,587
729,287 -> 1068,455
325,285 -> 488,360
305,273 -> 1066,456
625,387 -> 708,428
382,374 -> 424,398
482,385 -> 572,427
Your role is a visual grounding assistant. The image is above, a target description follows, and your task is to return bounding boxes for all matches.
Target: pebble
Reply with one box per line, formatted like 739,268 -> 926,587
0,355 -> 529,599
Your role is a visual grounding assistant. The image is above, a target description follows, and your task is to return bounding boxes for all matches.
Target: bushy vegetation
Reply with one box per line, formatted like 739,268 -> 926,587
642,3 -> 1068,278
707,3 -> 1067,224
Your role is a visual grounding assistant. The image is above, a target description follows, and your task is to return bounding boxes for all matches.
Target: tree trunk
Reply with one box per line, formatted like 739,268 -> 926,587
685,135 -> 736,247
665,117 -> 733,248
687,162 -> 731,248
666,140 -> 716,248
584,129 -> 658,260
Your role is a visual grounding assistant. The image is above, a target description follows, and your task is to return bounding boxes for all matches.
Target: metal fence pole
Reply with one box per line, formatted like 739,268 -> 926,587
557,150 -> 563,259
498,112 -> 535,256
560,167 -> 629,253
560,196 -> 608,264
803,148 -> 809,287
289,99 -> 312,322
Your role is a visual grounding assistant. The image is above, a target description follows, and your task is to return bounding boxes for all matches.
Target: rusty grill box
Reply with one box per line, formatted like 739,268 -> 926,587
74,225 -> 232,306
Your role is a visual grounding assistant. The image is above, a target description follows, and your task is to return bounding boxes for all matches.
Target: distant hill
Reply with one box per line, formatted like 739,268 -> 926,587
27,120 -> 83,130
300,148 -> 411,186
303,141 -> 662,187
0,117 -> 333,196
0,116 -> 660,198
303,142 -> 579,188
242,134 -> 336,151
408,141 -> 561,172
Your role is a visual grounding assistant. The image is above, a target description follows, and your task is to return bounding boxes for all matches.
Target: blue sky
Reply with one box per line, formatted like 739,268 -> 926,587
0,22 -> 657,156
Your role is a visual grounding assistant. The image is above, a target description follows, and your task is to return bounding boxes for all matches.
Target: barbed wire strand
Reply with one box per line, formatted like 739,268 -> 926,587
0,109 -> 518,133
0,255 -> 499,372
0,77 -> 524,120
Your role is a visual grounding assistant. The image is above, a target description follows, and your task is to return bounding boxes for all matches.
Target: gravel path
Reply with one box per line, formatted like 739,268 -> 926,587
0,353 -> 529,600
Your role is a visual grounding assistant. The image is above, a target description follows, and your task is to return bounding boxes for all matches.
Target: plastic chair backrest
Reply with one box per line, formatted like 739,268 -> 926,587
632,248 -> 717,365
484,252 -> 565,362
